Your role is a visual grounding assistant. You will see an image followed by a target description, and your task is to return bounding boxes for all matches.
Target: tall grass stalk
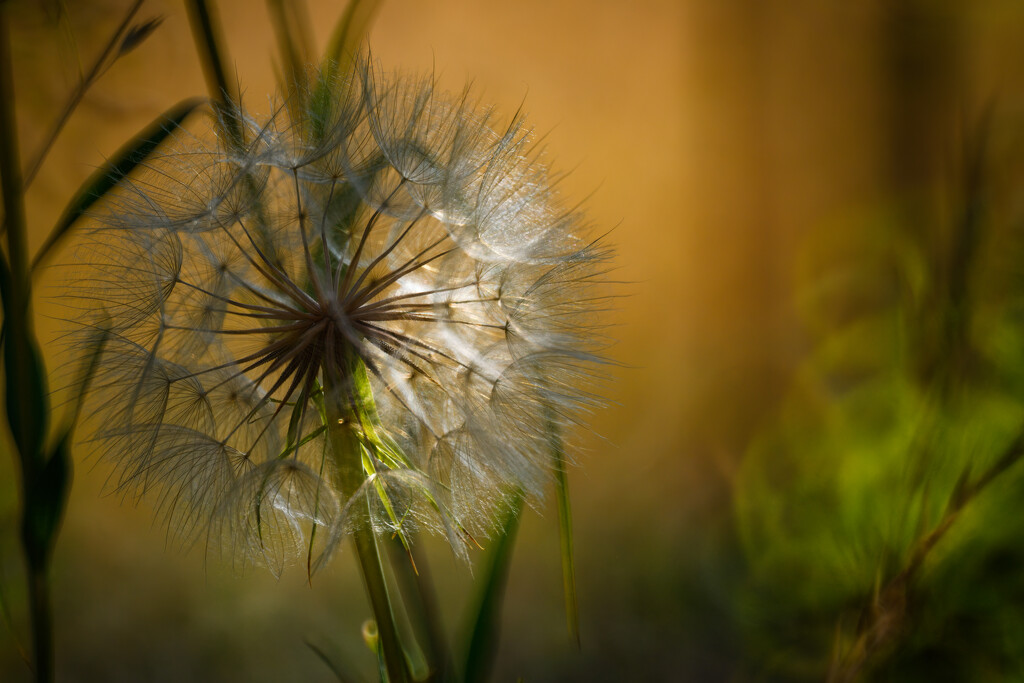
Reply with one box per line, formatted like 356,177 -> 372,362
1,6 -> 52,681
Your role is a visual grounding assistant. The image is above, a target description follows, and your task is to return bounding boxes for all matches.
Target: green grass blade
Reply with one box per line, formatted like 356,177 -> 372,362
185,0 -> 246,153
551,425 -> 580,646
184,0 -> 237,107
31,97 -> 205,272
21,0 -> 147,190
266,0 -> 313,106
323,0 -> 381,69
304,639 -> 359,683
0,7 -> 39,466
385,536 -> 451,682
0,255 -> 47,471
367,622 -> 388,683
462,488 -> 524,683
25,430 -> 73,568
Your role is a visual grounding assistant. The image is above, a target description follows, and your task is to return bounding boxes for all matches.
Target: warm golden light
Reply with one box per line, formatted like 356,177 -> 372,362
6,1 -> 1024,681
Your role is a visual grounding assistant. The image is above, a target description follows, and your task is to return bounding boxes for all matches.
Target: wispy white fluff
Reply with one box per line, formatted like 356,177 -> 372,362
62,57 -> 613,576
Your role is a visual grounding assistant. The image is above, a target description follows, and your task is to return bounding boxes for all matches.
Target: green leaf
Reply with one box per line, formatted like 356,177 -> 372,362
323,0 -> 381,70
462,489 -> 524,683
266,0 -> 313,106
0,255 -> 47,468
255,468 -> 272,550
20,429 -> 73,568
550,421 -> 580,646
384,536 -> 450,683
2,331 -> 48,469
31,96 -> 206,272
285,394 -> 307,455
304,638 -> 359,683
360,619 -> 388,683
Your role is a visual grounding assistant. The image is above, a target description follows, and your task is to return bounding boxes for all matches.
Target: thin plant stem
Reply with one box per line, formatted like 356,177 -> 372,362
549,419 -> 580,646
26,571 -> 52,683
323,354 -> 410,683
184,0 -> 280,265
827,431 -> 1024,681
0,8 -> 52,682
184,0 -> 235,103
351,524 -> 408,683
463,489 -> 524,683
265,0 -> 312,108
386,536 -> 449,682
21,0 -> 144,189
183,0 -> 243,146
0,9 -> 29,291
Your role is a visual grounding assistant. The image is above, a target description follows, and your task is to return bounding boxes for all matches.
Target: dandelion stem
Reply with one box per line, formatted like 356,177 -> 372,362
323,350 -> 410,683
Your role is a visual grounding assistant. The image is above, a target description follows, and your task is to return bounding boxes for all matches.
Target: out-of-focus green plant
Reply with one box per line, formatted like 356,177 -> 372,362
0,2 -> 181,681
736,117 -> 1024,681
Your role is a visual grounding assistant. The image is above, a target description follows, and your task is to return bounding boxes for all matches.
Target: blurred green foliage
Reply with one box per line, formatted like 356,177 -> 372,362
736,121 -> 1024,680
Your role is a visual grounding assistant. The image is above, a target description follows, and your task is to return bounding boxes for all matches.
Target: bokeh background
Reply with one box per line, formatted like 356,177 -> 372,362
5,0 -> 1024,681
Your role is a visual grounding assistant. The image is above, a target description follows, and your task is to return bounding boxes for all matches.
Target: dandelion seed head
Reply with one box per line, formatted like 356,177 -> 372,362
63,58 -> 612,575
